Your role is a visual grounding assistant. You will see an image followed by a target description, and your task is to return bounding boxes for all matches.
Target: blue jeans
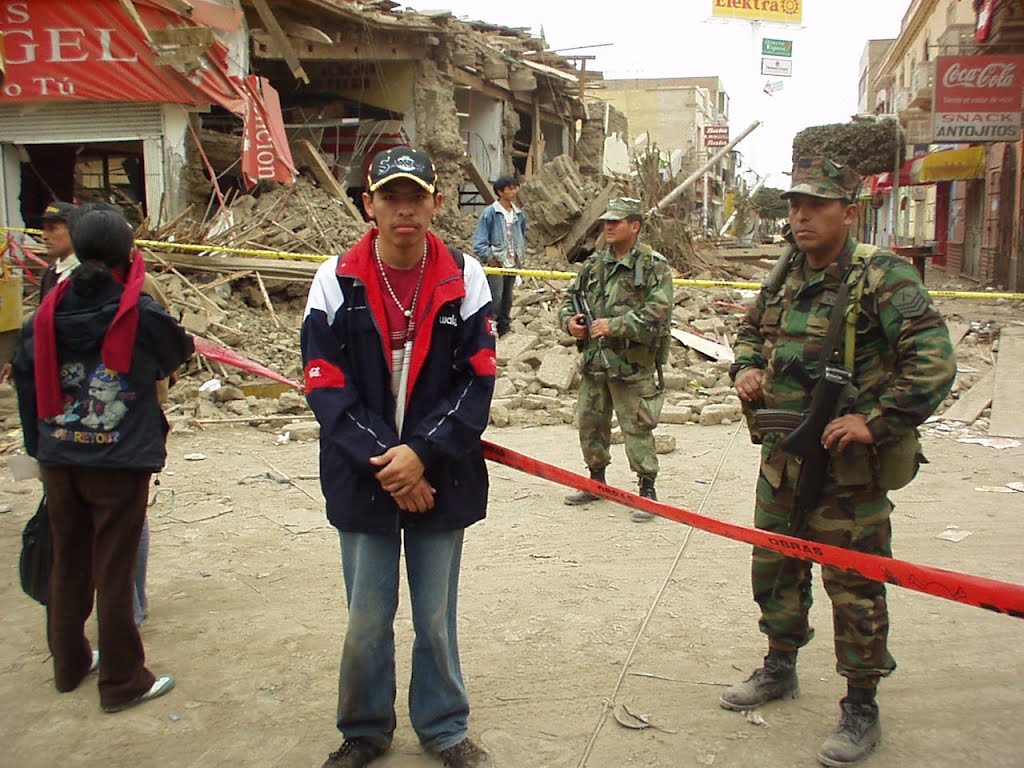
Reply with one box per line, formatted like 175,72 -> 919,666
336,528 -> 469,752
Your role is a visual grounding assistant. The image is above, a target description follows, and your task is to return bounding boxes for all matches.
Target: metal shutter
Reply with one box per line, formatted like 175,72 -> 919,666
0,102 -> 164,143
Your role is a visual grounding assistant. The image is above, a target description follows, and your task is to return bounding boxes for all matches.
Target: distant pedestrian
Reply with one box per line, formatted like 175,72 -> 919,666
303,147 -> 497,768
472,175 -> 526,337
557,197 -> 673,522
723,158 -> 955,766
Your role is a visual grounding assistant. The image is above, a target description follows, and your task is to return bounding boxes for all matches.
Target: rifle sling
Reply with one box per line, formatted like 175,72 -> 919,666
818,255 -> 857,369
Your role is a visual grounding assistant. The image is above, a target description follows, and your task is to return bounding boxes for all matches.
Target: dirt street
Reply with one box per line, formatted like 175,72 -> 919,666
2,412 -> 1023,768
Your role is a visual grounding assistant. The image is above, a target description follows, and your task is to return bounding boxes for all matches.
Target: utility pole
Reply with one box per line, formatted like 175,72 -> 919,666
647,121 -> 762,217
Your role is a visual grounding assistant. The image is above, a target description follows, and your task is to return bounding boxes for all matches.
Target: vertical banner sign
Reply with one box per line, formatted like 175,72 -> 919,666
934,55 -> 1024,142
704,124 -> 730,148
711,0 -> 802,25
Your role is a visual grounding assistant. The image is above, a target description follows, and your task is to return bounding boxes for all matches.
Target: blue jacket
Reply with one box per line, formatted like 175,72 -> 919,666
471,202 -> 527,268
301,229 -> 497,533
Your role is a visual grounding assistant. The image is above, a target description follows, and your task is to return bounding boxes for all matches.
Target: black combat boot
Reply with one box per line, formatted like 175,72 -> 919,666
816,686 -> 881,767
719,648 -> 799,710
631,476 -> 657,522
564,467 -> 606,505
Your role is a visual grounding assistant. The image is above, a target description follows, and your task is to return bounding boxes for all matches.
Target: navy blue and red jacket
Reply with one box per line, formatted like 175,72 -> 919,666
301,229 -> 497,534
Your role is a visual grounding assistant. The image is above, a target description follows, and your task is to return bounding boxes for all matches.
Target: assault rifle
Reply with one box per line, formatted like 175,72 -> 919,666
571,290 -> 610,369
758,358 -> 858,535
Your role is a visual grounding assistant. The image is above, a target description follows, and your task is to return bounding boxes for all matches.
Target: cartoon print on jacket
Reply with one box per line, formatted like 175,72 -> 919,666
52,363 -> 134,433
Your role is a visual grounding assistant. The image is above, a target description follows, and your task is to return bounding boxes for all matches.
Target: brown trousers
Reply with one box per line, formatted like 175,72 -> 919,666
42,466 -> 156,708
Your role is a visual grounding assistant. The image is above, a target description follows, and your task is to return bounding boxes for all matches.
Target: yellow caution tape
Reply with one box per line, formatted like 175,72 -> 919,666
6,227 -> 1024,300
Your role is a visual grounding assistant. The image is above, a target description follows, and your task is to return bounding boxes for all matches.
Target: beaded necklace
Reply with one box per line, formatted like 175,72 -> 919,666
374,236 -> 428,322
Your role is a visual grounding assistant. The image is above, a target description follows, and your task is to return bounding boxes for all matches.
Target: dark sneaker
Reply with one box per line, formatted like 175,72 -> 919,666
322,738 -> 387,768
816,698 -> 881,767
437,737 -> 493,768
720,651 -> 798,710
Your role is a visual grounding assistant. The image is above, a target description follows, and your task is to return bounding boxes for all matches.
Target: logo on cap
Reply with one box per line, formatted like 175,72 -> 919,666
368,147 -> 437,193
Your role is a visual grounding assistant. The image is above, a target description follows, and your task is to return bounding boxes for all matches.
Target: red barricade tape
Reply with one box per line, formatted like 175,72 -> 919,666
482,441 -> 1024,619
193,335 -> 304,390
179,338 -> 1024,619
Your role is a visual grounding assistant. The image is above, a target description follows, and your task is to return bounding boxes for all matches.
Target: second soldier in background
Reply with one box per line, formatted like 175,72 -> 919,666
558,197 -> 674,522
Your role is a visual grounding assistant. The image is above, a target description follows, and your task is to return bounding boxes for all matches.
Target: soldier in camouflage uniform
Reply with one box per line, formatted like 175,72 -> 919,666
720,158 -> 955,767
557,197 -> 674,523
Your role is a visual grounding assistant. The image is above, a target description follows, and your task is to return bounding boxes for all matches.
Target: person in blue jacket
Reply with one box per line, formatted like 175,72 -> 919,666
302,147 -> 497,768
471,175 -> 526,338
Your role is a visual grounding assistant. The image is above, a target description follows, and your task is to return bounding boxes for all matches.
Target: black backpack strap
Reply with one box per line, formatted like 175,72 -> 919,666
447,245 -> 466,271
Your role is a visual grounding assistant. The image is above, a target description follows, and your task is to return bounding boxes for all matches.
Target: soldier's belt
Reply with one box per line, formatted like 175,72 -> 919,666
752,409 -> 805,434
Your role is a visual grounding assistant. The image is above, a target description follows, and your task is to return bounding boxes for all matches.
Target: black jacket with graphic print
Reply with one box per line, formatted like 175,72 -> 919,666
13,281 -> 193,471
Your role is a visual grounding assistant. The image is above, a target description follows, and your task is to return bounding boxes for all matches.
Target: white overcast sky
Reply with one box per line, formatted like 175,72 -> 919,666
406,1 -> 914,187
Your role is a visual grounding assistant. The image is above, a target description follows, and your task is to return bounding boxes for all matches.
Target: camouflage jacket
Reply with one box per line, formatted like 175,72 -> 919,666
558,240 -> 674,381
733,237 -> 955,480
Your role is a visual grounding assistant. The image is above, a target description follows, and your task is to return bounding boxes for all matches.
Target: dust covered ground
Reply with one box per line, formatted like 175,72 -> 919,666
2,413 -> 1023,768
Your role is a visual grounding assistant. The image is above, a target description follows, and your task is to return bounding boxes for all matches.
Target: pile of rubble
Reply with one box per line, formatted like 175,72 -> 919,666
158,177 -> 369,257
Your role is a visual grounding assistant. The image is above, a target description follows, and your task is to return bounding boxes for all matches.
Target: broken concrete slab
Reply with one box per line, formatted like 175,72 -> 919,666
536,349 -> 578,392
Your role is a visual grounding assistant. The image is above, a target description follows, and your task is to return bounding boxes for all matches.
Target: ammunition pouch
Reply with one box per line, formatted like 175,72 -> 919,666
873,429 -> 924,491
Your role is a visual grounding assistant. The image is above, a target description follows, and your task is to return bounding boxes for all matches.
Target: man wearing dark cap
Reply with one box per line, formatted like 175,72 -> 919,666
302,147 -> 496,768
0,202 -> 78,385
40,202 -> 79,295
722,158 -> 955,766
557,197 -> 674,522
471,175 -> 527,338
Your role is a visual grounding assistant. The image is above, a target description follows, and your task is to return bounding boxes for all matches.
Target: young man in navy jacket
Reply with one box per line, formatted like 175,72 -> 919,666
301,147 -> 497,768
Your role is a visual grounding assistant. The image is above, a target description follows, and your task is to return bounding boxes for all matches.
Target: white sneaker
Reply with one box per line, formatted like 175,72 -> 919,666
102,674 -> 175,713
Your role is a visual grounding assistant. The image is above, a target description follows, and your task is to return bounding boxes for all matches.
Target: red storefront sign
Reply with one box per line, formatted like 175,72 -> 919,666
933,55 -> 1024,143
0,0 -> 295,184
704,124 -> 729,148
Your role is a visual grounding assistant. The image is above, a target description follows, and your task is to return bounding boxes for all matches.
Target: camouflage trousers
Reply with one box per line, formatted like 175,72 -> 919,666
576,371 -> 663,479
751,470 -> 897,683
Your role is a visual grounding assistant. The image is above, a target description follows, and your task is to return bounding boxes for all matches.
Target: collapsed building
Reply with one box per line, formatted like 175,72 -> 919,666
0,0 -> 723,271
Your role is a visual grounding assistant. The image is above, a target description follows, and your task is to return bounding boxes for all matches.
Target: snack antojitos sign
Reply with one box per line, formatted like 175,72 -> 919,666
933,55 -> 1024,142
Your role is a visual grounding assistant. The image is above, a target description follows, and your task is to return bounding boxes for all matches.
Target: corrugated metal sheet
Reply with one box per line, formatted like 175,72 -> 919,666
0,102 -> 164,143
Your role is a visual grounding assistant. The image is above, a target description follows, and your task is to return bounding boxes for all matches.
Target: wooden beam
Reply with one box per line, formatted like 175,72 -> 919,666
252,32 -> 427,62
119,0 -> 153,42
144,0 -> 194,15
294,139 -> 364,222
556,180 -> 616,255
453,68 -> 570,123
464,157 -> 496,204
937,370 -> 993,425
249,0 -> 310,84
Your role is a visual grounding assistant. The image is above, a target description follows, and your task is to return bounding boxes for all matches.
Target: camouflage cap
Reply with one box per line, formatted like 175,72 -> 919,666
598,197 -> 644,221
781,158 -> 862,201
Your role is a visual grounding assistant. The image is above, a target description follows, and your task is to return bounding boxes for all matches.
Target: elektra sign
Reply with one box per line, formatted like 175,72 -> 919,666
933,55 -> 1024,142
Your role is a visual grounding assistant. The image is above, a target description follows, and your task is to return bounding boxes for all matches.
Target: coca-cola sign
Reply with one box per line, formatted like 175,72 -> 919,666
933,55 -> 1024,143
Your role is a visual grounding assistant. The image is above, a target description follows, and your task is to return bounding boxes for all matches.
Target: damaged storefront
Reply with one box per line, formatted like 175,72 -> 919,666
0,0 -> 294,231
